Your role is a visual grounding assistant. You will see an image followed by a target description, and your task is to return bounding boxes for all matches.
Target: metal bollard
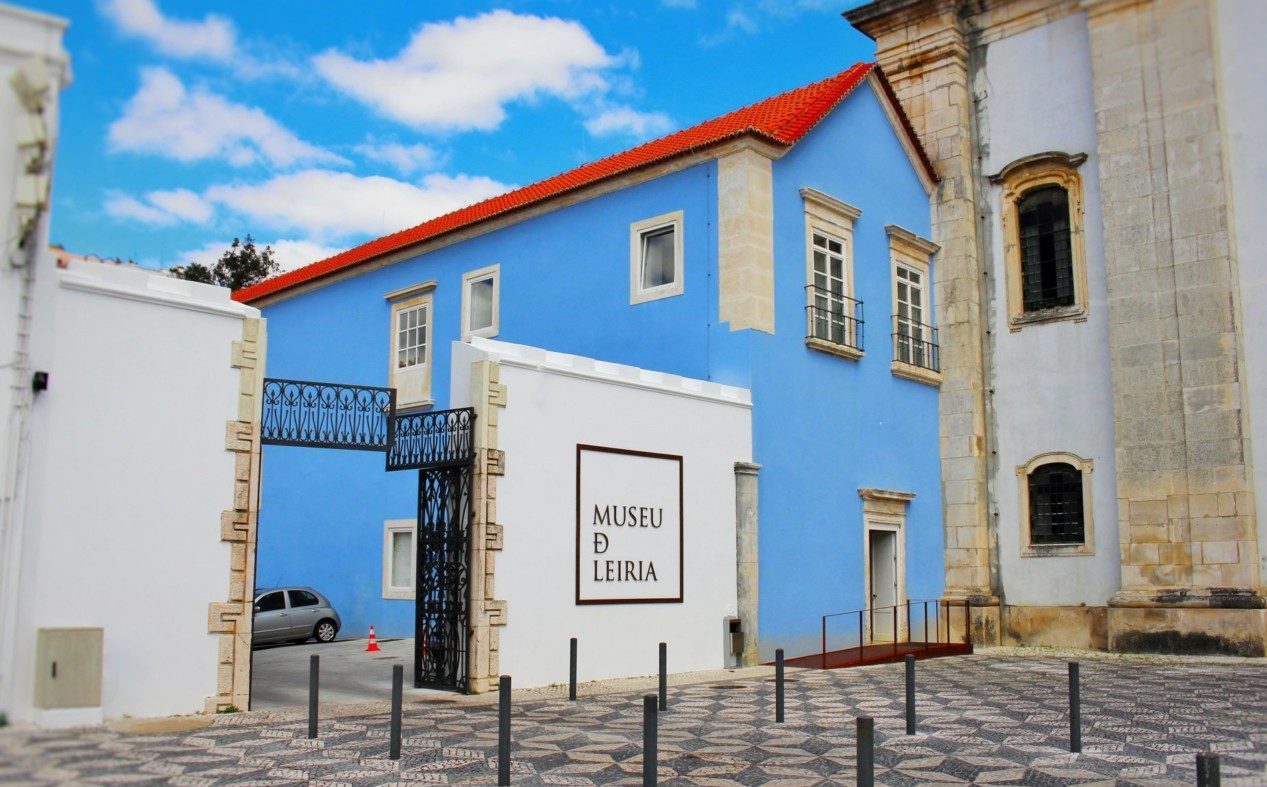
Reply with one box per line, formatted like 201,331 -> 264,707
498,675 -> 511,785
1196,752 -> 1221,786
308,654 -> 319,739
775,648 -> 785,723
389,664 -> 403,760
569,637 -> 578,701
856,716 -> 874,787
643,694 -> 658,786
1068,661 -> 1081,753
905,654 -> 916,735
658,642 -> 667,711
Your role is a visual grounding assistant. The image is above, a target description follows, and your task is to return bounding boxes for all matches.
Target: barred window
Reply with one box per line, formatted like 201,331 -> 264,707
1018,185 -> 1074,312
1028,462 -> 1084,545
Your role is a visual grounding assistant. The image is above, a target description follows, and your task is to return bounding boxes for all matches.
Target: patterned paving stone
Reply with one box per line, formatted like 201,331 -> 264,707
1,654 -> 1265,784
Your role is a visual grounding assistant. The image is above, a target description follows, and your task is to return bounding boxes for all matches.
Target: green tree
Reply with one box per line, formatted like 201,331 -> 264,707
172,235 -> 279,290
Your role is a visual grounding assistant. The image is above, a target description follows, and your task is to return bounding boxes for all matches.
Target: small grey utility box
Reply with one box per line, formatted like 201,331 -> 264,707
34,627 -> 103,709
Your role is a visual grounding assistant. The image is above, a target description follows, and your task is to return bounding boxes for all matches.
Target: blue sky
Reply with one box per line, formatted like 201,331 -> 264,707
25,0 -> 877,272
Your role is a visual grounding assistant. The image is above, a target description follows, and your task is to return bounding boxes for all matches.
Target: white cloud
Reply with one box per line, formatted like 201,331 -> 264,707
108,68 -> 345,168
268,239 -> 346,271
204,169 -> 513,241
99,0 -> 236,61
313,10 -> 619,131
354,141 -> 441,174
147,188 -> 214,223
726,9 -> 759,34
176,238 -> 343,273
105,187 -> 212,225
584,106 -> 674,140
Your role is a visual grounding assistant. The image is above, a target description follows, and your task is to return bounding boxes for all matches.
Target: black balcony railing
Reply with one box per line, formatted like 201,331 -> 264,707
261,378 -> 396,450
387,407 -> 477,471
892,315 -> 940,372
806,286 -> 864,352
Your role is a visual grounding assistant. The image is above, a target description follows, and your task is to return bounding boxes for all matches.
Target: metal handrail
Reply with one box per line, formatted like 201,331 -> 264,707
805,285 -> 864,351
891,315 -> 940,372
819,598 -> 972,669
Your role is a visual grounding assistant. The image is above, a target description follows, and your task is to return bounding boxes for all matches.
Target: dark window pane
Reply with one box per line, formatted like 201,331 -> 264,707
256,591 -> 285,612
289,590 -> 320,608
1018,185 -> 1075,312
1028,462 -> 1085,544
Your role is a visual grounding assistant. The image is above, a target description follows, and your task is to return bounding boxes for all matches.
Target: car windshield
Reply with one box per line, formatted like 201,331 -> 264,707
256,591 -> 285,612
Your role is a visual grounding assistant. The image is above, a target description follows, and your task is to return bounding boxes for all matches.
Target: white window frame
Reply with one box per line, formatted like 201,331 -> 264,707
629,210 -> 685,304
887,225 -> 941,385
386,282 -> 435,409
382,519 -> 415,600
461,264 -> 500,340
801,188 -> 862,360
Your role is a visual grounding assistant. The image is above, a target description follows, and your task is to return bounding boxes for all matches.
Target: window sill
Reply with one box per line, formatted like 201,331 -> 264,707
1009,304 -> 1087,331
1021,543 -> 1094,558
806,337 -> 863,361
383,588 -> 415,600
396,399 -> 434,413
891,360 -> 942,387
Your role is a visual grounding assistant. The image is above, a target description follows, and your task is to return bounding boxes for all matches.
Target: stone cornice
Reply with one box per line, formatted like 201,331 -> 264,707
988,151 -> 1087,184
844,0 -> 955,39
858,487 -> 917,503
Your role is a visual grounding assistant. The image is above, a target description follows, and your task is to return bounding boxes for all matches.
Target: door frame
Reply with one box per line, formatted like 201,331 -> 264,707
863,516 -> 906,643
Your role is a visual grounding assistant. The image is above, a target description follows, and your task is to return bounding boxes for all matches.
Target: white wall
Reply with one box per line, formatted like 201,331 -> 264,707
0,1 -> 71,724
453,339 -> 752,687
6,258 -> 258,724
980,12 -> 1121,606
1216,0 -> 1267,587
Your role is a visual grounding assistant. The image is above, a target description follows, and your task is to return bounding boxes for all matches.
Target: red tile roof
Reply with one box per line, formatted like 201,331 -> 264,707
236,63 -> 934,304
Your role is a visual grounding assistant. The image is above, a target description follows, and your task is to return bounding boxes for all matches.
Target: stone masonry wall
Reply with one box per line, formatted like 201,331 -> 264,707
1083,0 -> 1260,601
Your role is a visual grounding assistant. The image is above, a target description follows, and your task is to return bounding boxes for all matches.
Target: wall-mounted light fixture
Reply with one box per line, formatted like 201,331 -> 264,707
31,371 -> 48,393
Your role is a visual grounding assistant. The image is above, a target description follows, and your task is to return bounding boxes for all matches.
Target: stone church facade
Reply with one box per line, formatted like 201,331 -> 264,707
845,0 -> 1266,654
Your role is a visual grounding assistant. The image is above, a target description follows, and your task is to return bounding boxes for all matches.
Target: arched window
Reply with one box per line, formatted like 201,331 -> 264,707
1018,185 -> 1074,312
991,152 -> 1088,328
1027,462 -> 1084,545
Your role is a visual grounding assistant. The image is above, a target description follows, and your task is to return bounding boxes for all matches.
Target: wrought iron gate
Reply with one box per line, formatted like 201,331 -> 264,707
261,377 -> 476,692
388,408 -> 476,691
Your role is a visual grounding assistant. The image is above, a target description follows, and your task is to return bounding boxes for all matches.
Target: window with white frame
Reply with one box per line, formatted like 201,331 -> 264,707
887,225 -> 940,383
629,210 -> 684,303
382,519 -> 415,599
801,188 -> 862,358
462,264 -> 500,339
385,282 -> 435,409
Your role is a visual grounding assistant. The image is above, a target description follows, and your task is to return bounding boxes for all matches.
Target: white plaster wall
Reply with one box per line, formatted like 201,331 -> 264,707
7,259 -> 257,723
980,13 -> 1121,606
453,339 -> 752,688
1216,0 -> 1267,587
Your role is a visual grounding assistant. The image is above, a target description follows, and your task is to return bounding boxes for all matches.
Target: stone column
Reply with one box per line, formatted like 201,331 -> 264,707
734,462 -> 760,666
846,0 -> 1001,643
467,359 -> 508,692
207,316 -> 265,713
1083,0 -> 1264,654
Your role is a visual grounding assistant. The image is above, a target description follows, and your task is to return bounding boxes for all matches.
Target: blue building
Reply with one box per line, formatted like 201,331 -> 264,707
240,63 -> 945,686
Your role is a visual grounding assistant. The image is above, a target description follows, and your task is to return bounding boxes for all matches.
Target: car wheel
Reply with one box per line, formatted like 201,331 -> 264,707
314,620 -> 338,643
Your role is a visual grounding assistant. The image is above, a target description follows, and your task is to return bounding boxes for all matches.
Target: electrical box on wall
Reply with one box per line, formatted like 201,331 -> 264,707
34,628 -> 103,709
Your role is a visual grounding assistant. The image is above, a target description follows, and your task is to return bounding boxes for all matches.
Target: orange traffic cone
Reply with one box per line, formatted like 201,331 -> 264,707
365,625 -> 381,652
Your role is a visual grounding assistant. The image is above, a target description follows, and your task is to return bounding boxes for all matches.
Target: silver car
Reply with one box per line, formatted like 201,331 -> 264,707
253,587 -> 342,645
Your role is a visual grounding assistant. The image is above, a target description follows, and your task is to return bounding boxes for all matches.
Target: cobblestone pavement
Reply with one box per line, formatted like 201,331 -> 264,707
2,653 -> 1265,785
